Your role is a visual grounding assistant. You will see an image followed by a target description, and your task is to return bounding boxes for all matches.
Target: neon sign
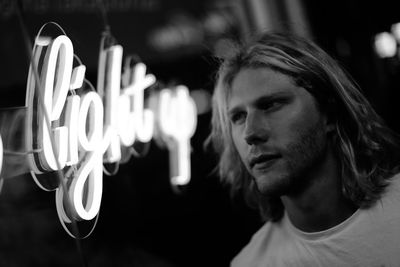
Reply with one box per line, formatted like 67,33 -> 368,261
159,86 -> 197,185
25,28 -> 197,236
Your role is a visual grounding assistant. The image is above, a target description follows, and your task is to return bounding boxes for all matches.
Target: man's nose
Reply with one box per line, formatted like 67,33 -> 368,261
244,112 -> 268,145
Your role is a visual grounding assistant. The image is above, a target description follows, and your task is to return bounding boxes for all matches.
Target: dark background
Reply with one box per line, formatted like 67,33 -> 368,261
1,0 -> 400,266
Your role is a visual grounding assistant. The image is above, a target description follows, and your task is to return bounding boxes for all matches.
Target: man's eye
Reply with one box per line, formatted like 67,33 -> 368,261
261,101 -> 283,112
230,112 -> 246,125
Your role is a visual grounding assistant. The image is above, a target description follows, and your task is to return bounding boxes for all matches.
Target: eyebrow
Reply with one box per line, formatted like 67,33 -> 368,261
228,92 -> 291,116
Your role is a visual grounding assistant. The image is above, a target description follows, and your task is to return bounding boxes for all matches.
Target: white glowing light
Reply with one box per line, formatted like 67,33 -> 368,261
41,35 -> 75,170
35,36 -> 52,46
159,86 -> 197,185
170,140 -> 191,186
374,32 -> 397,58
118,63 -> 156,146
70,151 -> 103,220
391,23 -> 400,42
102,45 -> 122,163
78,92 -> 104,152
43,35 -> 74,121
70,65 -> 86,90
117,93 -> 135,146
41,120 -> 68,171
72,91 -> 104,220
65,95 -> 80,166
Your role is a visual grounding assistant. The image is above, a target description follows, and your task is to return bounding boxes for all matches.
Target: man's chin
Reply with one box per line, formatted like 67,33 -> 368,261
253,172 -> 290,197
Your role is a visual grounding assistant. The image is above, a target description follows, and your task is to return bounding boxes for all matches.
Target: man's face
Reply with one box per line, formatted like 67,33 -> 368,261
228,67 -> 330,196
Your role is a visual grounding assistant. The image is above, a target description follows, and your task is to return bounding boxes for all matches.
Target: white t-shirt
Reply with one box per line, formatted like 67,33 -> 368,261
231,174 -> 400,267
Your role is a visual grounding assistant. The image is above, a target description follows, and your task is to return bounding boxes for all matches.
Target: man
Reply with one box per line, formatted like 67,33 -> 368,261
209,32 -> 400,266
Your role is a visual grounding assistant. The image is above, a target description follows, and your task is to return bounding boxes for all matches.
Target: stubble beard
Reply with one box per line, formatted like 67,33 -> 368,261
253,120 -> 328,198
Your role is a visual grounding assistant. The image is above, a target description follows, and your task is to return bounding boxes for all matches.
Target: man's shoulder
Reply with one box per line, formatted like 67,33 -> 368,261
382,172 -> 400,198
240,220 -> 274,251
231,220 -> 285,266
389,172 -> 400,184
366,172 -> 400,218
230,221 -> 273,267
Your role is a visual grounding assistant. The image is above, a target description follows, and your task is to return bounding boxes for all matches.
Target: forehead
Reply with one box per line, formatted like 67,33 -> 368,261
228,67 -> 303,108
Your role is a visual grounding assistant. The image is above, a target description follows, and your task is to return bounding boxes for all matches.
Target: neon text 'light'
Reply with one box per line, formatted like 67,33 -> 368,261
26,34 -> 197,223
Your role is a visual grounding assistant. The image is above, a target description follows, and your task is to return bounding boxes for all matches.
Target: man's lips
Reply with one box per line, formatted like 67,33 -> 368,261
249,154 -> 281,169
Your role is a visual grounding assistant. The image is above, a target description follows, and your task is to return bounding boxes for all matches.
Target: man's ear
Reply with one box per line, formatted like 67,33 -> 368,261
315,95 -> 336,134
323,111 -> 335,133
323,101 -> 336,133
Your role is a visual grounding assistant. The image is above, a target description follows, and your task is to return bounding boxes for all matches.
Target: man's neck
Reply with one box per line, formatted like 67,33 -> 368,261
281,150 -> 357,233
